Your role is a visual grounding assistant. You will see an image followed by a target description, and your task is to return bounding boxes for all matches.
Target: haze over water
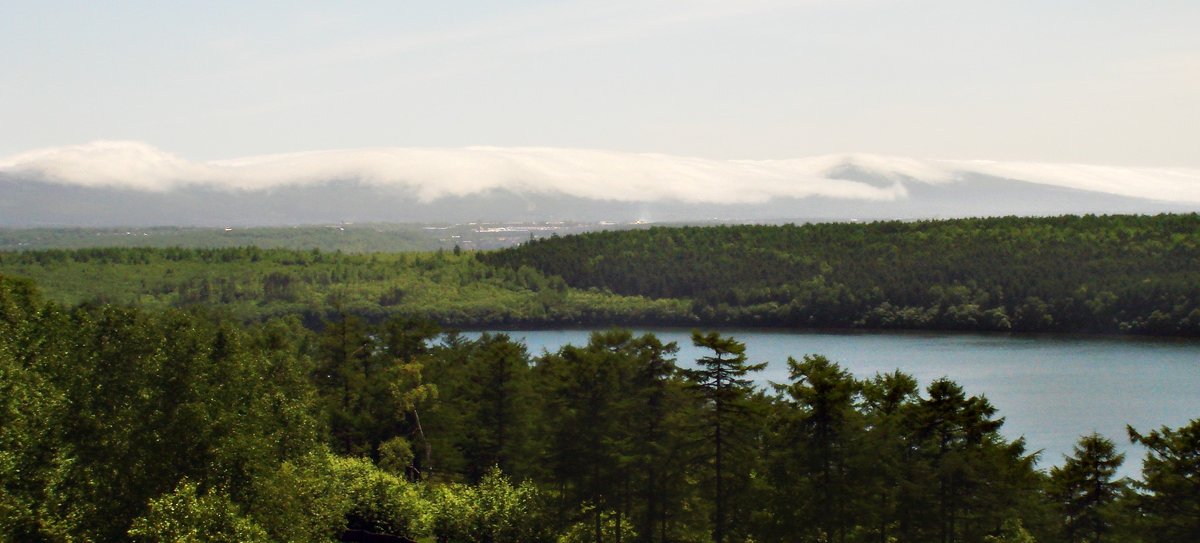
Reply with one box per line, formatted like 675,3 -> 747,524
474,329 -> 1200,479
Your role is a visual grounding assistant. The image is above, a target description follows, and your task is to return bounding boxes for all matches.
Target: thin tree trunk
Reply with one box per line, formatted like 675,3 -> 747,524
595,461 -> 604,543
411,407 -> 432,478
714,406 -> 724,543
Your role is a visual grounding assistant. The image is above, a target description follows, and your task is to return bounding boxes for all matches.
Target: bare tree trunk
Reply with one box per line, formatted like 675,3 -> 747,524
411,408 -> 432,479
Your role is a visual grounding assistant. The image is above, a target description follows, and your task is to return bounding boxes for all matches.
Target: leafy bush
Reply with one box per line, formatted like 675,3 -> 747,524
330,455 -> 424,538
556,505 -> 637,543
128,480 -> 269,543
424,467 -> 546,543
248,452 -> 351,543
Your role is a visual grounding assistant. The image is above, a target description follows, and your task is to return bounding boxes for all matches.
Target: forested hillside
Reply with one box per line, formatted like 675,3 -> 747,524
4,215 -> 1200,336
0,247 -> 689,326
481,214 -> 1200,335
4,275 -> 1196,543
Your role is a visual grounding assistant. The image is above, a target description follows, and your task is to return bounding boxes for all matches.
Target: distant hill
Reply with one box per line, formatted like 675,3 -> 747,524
480,214 -> 1200,336
4,214 -> 1199,336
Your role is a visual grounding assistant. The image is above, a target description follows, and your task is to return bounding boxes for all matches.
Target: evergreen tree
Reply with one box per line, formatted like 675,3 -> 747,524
315,311 -> 375,454
618,332 -> 689,543
907,379 -> 1015,543
460,333 -> 536,482
538,330 -> 691,543
858,370 -> 920,543
536,331 -> 631,539
1127,420 -> 1200,542
684,331 -> 766,543
1049,433 -> 1125,543
770,355 -> 863,543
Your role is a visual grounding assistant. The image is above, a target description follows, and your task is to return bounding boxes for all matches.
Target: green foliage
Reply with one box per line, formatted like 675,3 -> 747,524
128,480 -> 270,543
458,334 -> 538,481
534,329 -> 696,540
985,519 -> 1038,543
0,277 -> 55,540
767,355 -> 863,542
0,318 -> 60,540
3,272 -> 1193,543
1048,433 -> 1126,543
557,505 -> 637,543
246,452 -> 352,543
329,455 -> 424,538
423,467 -> 546,543
419,332 -> 540,482
482,214 -> 1200,336
901,378 -> 1038,543
686,332 -> 767,543
0,247 -> 691,327
378,437 -> 416,477
1127,419 -> 1200,542
0,274 -> 326,542
13,214 -> 1200,335
42,309 -> 322,541
759,359 -> 1047,543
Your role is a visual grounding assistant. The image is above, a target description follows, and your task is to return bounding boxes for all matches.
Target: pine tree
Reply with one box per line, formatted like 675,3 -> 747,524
536,331 -> 631,539
1127,420 -> 1200,543
771,355 -> 863,543
1049,433 -> 1125,543
315,311 -> 375,455
859,370 -> 920,543
908,379 -> 1006,543
461,333 -> 536,482
684,331 -> 766,543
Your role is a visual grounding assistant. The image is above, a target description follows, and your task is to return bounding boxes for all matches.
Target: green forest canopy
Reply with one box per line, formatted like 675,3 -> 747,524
0,246 -> 690,327
4,214 -> 1196,335
2,274 -> 1197,543
481,214 -> 1200,335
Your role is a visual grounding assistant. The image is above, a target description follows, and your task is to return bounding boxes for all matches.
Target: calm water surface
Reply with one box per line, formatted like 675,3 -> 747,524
469,328 -> 1200,477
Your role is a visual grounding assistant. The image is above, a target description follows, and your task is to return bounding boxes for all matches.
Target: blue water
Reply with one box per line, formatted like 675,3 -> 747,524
465,328 -> 1200,478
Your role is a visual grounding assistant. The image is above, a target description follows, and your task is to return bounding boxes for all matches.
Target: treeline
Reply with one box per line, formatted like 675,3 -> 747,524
3,275 -> 1197,542
0,246 -> 690,326
480,214 -> 1200,336
7,215 -> 1200,336
0,224 -> 441,253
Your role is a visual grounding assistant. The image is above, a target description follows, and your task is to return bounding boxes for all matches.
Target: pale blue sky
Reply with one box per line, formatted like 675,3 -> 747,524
3,0 -> 1198,165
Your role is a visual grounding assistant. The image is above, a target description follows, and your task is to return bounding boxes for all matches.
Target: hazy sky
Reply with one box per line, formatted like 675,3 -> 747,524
2,0 -> 1198,166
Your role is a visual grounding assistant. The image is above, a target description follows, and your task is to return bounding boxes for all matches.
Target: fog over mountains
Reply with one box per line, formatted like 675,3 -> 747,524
1,141 -> 1197,226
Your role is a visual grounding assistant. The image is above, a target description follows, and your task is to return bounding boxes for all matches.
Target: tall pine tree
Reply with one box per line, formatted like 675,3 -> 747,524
1049,433 -> 1125,543
685,331 -> 766,543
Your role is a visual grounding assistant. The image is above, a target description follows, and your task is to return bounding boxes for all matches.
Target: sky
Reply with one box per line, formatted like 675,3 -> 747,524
3,0 -> 1198,168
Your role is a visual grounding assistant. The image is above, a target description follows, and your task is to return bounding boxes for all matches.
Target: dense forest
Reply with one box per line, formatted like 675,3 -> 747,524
2,215 -> 1199,541
0,247 -> 689,326
4,215 -> 1200,337
2,275 -> 1198,542
482,214 -> 1200,336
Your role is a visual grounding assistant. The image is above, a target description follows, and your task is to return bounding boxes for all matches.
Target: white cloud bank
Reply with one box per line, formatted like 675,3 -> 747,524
2,141 -> 1199,204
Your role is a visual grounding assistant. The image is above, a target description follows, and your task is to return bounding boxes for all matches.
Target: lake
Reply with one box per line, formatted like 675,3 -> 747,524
468,328 -> 1200,478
